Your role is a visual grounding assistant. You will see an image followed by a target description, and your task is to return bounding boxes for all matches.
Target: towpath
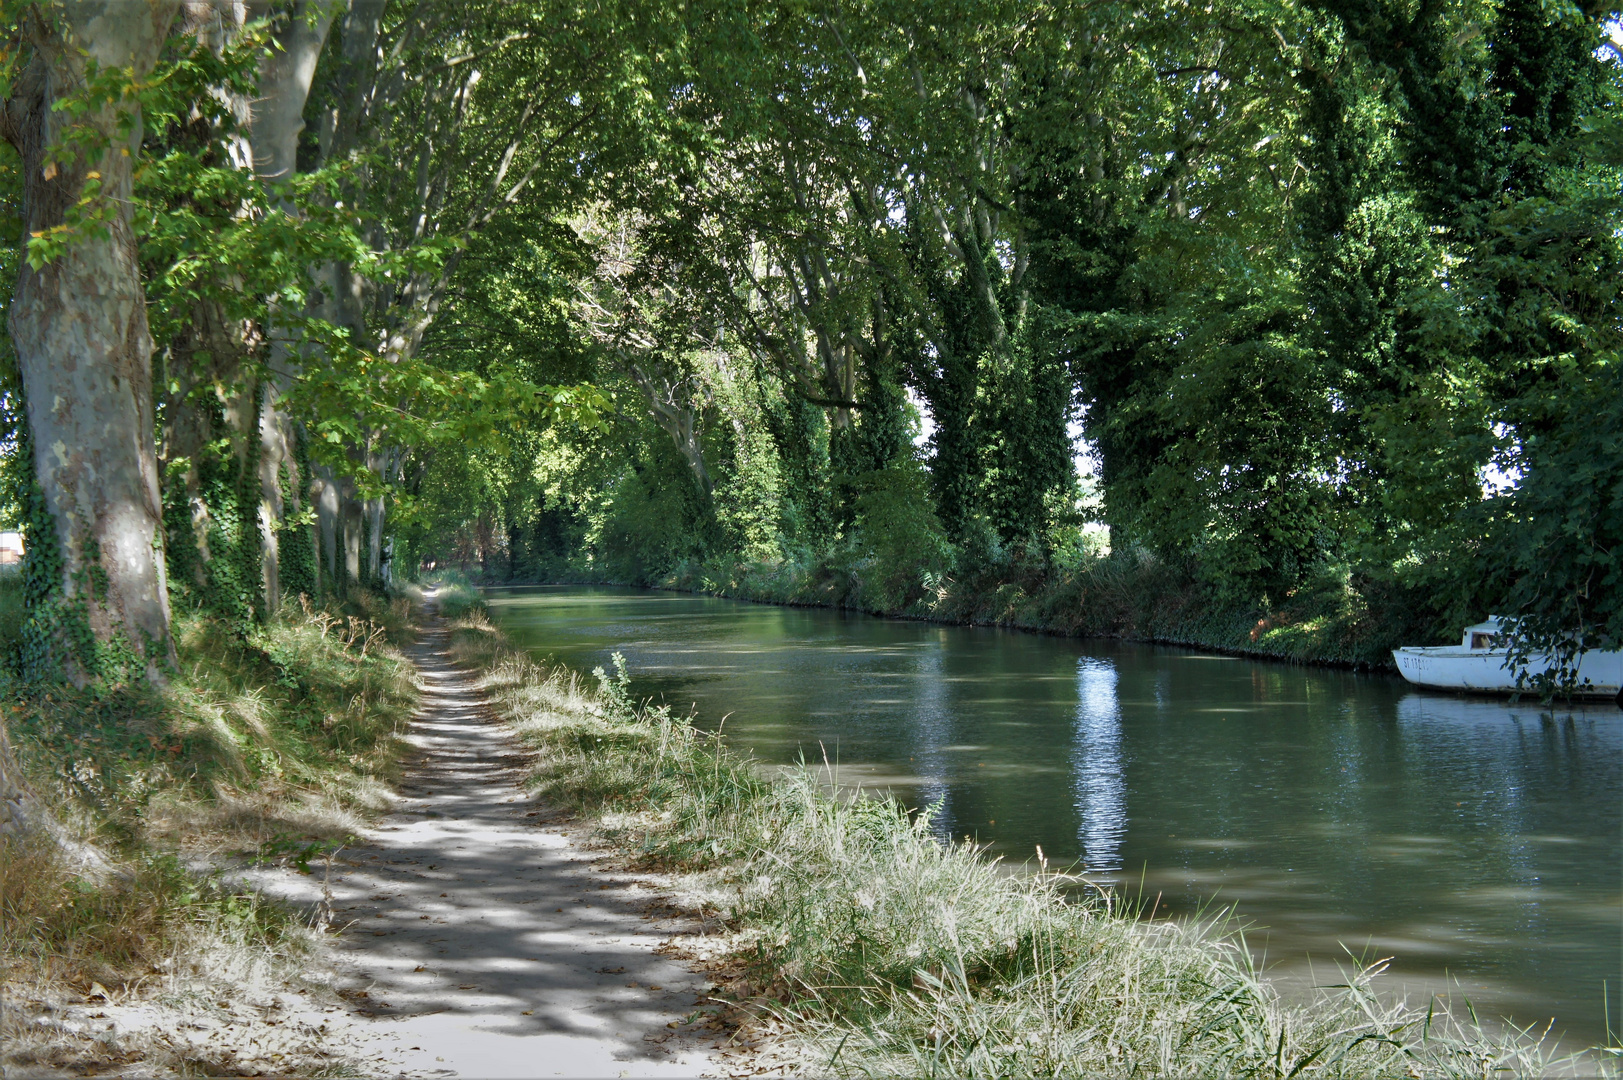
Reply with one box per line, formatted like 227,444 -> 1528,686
245,610 -> 725,1078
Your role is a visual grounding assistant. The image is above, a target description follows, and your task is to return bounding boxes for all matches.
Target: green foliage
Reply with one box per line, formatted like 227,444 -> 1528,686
394,0 -> 1619,675
9,419 -> 73,683
1488,360 -> 1623,693
7,0 -> 1618,683
431,580 -> 485,622
852,461 -> 955,612
278,454 -> 319,605
765,395 -> 834,551
593,441 -> 715,582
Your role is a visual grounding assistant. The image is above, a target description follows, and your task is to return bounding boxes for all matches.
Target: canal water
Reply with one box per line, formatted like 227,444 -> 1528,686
485,585 -> 1622,1047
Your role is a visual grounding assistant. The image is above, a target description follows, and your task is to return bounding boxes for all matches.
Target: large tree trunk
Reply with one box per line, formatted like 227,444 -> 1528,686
257,385 -> 289,612
247,0 -> 334,613
2,1 -> 183,684
340,474 -> 364,593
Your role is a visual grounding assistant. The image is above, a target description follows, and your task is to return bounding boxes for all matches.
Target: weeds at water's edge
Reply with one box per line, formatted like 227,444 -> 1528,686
445,595 -> 1613,1079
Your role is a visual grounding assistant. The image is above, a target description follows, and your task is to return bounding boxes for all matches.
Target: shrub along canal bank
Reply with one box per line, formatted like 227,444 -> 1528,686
527,549 -> 1442,672
440,582 -> 1601,1078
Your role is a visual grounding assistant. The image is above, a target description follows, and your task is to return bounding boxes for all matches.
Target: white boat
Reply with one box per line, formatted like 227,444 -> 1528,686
1392,617 -> 1623,700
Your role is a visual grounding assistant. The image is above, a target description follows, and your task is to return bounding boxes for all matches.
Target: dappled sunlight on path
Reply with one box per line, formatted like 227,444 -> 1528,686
243,614 -> 723,1078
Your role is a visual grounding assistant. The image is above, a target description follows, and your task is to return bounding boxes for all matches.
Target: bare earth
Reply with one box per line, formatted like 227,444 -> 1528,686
239,617 -> 726,1078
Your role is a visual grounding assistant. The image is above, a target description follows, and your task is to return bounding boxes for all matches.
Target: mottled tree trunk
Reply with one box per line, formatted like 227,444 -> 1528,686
312,463 -> 340,593
257,385 -> 288,612
340,474 -> 363,593
2,1 -> 183,683
248,0 -> 333,612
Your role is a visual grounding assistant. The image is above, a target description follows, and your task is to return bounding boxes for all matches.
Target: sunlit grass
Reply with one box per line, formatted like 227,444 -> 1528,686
0,585 -> 420,1074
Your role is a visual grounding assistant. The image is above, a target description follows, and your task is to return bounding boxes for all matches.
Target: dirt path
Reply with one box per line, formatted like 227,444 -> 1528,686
245,614 -> 725,1078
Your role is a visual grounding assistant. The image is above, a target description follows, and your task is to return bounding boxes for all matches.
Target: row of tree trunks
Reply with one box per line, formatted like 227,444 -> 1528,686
248,0 -> 334,613
1,0 -> 353,682
306,463 -> 384,598
0,0 -> 376,858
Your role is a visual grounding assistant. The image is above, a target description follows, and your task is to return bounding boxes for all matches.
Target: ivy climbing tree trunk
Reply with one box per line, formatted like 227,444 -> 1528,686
2,0 -> 183,684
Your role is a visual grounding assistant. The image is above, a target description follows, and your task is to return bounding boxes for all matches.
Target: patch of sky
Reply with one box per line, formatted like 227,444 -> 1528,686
1478,421 -> 1523,498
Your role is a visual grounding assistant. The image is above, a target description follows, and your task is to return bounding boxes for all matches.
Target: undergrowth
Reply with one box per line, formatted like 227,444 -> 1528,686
657,550 -> 1432,670
0,581 -> 420,1075
496,546 -> 1442,671
448,597 -> 1607,1079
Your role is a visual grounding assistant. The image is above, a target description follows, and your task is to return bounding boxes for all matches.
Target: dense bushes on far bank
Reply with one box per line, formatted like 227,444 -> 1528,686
655,549 -> 1434,670
474,547 -> 1437,671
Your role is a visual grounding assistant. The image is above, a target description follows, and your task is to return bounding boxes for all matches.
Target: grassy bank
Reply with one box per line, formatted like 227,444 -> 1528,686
441,585 -> 1592,1078
0,584 -> 420,1075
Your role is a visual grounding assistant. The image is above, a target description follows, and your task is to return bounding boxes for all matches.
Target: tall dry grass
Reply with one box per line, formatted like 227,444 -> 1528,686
1,590 -> 420,1075
447,603 -> 1609,1079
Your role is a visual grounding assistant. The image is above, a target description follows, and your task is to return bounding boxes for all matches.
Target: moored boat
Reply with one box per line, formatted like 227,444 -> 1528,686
1392,617 -> 1623,699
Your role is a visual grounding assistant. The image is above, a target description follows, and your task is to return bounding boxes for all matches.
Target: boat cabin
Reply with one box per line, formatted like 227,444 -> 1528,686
1463,618 -> 1505,651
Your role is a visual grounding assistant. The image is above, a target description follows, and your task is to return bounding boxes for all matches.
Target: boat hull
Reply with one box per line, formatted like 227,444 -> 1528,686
1392,646 -> 1623,697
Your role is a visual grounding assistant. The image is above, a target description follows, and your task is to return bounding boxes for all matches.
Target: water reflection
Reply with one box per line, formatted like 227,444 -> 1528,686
910,635 -> 954,839
486,586 -> 1622,1047
1072,658 -> 1126,871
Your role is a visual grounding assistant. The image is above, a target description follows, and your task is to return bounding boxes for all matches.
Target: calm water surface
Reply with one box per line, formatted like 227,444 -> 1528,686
486,585 -> 1622,1045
